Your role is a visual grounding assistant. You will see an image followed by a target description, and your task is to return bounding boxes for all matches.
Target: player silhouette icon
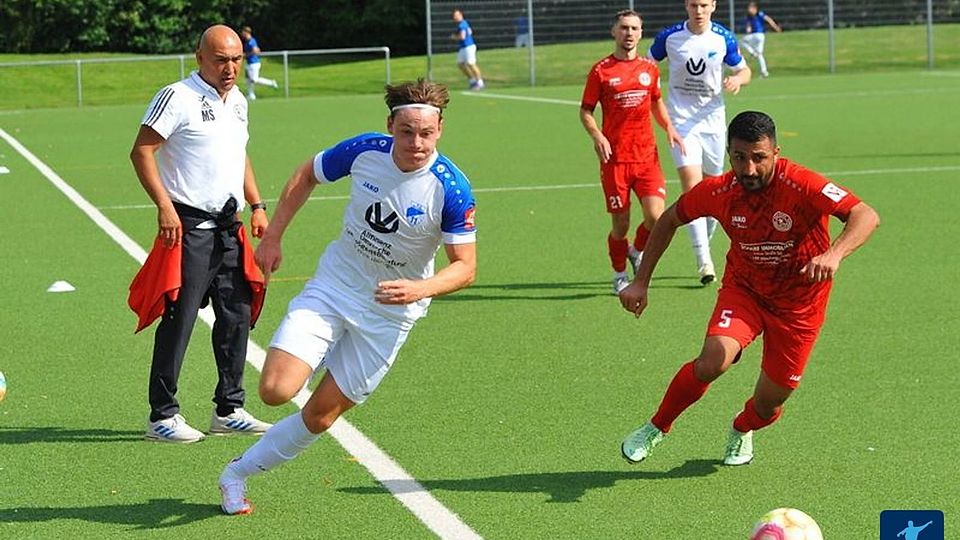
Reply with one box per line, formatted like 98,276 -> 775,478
897,520 -> 934,540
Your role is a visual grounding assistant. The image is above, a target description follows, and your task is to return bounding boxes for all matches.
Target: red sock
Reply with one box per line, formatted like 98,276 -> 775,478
633,223 -> 651,252
651,361 -> 711,433
732,397 -> 783,433
608,234 -> 628,273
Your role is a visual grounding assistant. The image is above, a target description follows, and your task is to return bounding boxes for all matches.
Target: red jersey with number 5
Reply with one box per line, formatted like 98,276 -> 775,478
581,55 -> 661,163
676,158 -> 861,314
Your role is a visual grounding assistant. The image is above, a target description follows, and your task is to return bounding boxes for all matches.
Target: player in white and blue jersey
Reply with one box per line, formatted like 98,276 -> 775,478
239,26 -> 279,100
649,0 -> 752,284
452,9 -> 485,90
218,80 -> 477,515
741,2 -> 782,78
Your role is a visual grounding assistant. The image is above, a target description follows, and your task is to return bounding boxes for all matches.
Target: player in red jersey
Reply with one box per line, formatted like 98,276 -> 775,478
580,9 -> 684,294
618,111 -> 879,465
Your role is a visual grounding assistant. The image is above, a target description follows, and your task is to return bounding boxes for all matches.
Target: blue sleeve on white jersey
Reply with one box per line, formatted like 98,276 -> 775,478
316,132 -> 392,183
431,157 -> 477,241
648,26 -> 672,61
716,24 -> 745,66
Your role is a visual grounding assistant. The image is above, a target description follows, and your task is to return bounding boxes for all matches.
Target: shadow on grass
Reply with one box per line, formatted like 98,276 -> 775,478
339,459 -> 719,503
0,426 -> 144,444
0,498 -> 220,529
434,277 -> 706,302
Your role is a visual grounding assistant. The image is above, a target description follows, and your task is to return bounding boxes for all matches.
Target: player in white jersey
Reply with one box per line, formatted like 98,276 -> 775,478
218,80 -> 477,515
649,0 -> 751,284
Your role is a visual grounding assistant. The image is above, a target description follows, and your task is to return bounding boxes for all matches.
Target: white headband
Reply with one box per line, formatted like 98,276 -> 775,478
390,103 -> 442,114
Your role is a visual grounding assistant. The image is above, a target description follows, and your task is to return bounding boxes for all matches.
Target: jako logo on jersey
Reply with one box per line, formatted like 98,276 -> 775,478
234,104 -> 246,122
731,215 -> 747,228
363,182 -> 380,193
609,77 -> 622,87
772,211 -> 793,232
685,58 -> 706,76
638,72 -> 651,86
365,202 -> 399,234
405,204 -> 426,226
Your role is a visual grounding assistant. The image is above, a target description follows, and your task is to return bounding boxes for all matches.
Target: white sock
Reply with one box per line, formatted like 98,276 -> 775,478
222,412 -> 320,480
686,218 -> 713,268
758,55 -> 769,75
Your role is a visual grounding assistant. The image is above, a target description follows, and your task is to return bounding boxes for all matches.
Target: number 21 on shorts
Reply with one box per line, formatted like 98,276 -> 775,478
608,195 -> 623,210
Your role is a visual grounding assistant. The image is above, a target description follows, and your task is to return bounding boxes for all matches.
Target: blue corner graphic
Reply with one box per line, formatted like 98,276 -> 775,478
880,510 -> 944,540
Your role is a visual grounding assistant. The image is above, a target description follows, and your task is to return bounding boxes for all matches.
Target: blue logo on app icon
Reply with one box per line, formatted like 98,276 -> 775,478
880,510 -> 943,540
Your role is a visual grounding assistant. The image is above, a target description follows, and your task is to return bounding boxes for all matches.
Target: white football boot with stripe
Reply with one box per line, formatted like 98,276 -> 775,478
146,414 -> 205,443
210,408 -> 272,435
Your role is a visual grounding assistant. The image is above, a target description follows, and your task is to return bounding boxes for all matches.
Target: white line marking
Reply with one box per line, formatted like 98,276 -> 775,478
463,86 -> 956,105
96,165 -> 960,211
0,126 -> 481,540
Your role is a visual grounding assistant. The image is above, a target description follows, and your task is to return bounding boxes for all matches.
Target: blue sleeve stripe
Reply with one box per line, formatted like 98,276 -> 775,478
144,87 -> 174,127
320,133 -> 392,182
432,156 -> 477,234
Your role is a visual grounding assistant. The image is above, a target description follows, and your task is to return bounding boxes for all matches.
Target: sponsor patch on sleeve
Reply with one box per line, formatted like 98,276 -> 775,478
464,207 -> 476,230
821,182 -> 848,203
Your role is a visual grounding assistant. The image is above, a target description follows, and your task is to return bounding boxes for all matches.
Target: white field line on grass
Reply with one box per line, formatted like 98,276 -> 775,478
96,165 -> 960,211
0,126 -> 482,540
462,85 -> 956,104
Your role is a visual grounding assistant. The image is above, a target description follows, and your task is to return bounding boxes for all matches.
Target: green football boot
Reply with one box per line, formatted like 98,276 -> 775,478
621,422 -> 664,463
723,428 -> 754,466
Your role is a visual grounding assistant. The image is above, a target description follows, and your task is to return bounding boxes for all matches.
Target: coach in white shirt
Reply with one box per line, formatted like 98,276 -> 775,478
130,25 -> 272,443
649,0 -> 752,284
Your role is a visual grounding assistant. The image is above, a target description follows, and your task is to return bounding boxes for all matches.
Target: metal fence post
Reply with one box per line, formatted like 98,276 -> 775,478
179,55 -> 185,79
283,51 -> 289,98
426,0 -> 434,81
528,0 -> 535,86
827,0 -> 835,73
384,47 -> 391,85
729,0 -> 736,34
76,60 -> 83,107
926,0 -> 934,69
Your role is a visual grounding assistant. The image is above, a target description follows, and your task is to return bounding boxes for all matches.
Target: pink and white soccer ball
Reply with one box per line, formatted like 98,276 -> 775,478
750,508 -> 823,540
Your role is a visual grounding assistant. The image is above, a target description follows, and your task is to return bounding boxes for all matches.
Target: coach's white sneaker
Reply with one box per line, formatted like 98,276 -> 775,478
723,428 -> 754,466
621,422 -> 664,463
613,272 -> 631,295
219,468 -> 252,515
145,414 -> 205,443
210,408 -> 273,435
698,262 -> 716,285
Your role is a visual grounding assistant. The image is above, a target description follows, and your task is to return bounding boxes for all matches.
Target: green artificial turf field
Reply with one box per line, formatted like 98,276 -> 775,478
1,45 -> 958,538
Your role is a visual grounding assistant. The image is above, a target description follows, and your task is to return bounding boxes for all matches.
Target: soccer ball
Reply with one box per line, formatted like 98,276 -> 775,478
750,508 -> 823,540
0,371 -> 6,402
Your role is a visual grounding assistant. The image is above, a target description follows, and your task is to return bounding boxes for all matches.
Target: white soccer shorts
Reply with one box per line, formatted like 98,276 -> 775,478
457,44 -> 478,65
741,33 -> 766,56
670,130 -> 726,176
270,290 -> 413,404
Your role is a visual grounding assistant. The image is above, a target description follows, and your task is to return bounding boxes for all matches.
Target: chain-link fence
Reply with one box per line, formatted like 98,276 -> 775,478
426,0 -> 960,88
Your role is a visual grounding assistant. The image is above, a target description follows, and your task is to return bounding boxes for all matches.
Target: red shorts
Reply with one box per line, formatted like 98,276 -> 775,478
600,158 -> 666,213
705,286 -> 827,389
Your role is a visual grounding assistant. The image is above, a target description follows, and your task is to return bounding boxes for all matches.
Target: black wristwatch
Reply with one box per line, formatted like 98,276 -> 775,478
250,202 -> 267,212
